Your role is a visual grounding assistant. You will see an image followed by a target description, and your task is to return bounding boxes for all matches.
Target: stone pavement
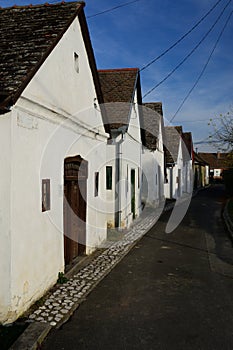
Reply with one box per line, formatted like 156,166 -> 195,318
10,203 -> 166,349
10,187 -> 233,349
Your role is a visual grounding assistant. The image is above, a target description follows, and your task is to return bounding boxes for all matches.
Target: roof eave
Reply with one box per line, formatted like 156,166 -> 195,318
0,2 -> 85,113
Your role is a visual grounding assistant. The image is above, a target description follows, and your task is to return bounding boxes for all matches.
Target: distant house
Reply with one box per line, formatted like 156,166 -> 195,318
182,132 -> 194,194
164,126 -> 183,199
0,2 -> 110,324
193,153 -> 209,188
98,68 -> 143,229
164,126 -> 193,199
141,102 -> 165,207
198,152 -> 232,182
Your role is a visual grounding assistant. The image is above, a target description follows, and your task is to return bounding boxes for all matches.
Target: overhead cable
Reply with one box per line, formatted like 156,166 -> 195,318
140,0 -> 224,72
87,0 -> 141,19
169,9 -> 233,123
102,0 -> 225,96
142,0 -> 232,99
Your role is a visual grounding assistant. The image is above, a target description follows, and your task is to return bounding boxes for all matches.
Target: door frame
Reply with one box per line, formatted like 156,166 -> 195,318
63,155 -> 88,265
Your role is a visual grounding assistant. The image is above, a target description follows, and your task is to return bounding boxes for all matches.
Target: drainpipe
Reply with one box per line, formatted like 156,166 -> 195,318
115,131 -> 125,229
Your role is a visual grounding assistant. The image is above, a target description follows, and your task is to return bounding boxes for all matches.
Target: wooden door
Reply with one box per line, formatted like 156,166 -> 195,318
64,156 -> 88,265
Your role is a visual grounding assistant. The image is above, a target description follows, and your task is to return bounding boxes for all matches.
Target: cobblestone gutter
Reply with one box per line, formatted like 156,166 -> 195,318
10,206 -> 163,350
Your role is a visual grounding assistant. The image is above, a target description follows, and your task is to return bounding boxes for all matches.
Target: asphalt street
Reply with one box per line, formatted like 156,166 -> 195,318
42,184 -> 233,350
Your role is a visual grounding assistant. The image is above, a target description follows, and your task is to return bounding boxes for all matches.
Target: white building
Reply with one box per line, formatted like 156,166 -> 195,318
164,126 -> 193,200
98,69 -> 143,229
0,2 -> 109,324
141,102 -> 165,208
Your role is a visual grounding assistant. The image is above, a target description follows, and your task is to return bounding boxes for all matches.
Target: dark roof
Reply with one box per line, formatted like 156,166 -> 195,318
194,152 -> 209,166
141,102 -> 163,151
98,68 -> 138,103
0,1 -> 108,131
182,132 -> 193,161
164,126 -> 183,164
143,102 -> 163,116
182,132 -> 192,155
98,68 -> 140,131
198,152 -> 232,169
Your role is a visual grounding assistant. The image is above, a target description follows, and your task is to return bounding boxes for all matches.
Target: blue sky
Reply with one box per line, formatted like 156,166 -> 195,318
1,0 -> 232,152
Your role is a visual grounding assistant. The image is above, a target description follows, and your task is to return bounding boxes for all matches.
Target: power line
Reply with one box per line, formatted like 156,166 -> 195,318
173,117 -> 221,123
142,0 -> 232,99
87,0 -> 141,19
140,0 -> 223,72
169,9 -> 233,123
101,0 -> 225,97
0,0 -> 141,11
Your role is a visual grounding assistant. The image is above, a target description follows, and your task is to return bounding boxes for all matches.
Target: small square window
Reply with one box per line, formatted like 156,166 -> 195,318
94,172 -> 99,197
106,166 -> 112,190
42,179 -> 50,212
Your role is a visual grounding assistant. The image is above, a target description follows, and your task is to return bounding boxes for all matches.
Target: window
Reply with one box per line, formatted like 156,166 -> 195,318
42,179 -> 50,212
74,52 -> 79,73
106,166 -> 112,190
94,172 -> 99,197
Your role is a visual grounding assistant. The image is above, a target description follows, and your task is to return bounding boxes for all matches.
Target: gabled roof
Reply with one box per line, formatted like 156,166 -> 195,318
198,152 -> 232,169
194,152 -> 209,166
182,132 -> 192,155
164,126 -> 183,164
0,1 -> 106,121
182,132 -> 193,161
98,68 -> 141,131
141,102 -> 163,151
142,102 -> 163,117
98,68 -> 138,103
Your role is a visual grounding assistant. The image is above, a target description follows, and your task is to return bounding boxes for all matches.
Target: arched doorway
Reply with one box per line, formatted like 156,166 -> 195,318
63,155 -> 88,265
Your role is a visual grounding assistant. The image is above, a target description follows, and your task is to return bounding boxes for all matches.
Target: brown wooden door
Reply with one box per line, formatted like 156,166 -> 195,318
64,156 -> 88,265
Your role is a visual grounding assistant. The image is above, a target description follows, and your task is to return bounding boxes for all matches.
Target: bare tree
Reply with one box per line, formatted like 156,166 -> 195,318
208,108 -> 233,152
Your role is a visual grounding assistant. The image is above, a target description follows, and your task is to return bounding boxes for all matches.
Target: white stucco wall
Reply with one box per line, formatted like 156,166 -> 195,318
105,95 -> 142,229
120,133 -> 141,228
0,113 -> 11,322
0,16 -> 109,324
142,148 -> 164,207
164,141 -> 183,200
141,117 -> 165,207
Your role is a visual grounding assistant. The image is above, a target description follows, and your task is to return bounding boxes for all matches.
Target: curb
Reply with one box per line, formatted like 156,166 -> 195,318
9,205 -> 166,350
9,322 -> 52,350
223,199 -> 233,240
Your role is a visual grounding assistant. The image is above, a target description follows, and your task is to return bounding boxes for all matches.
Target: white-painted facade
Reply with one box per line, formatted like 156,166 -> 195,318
164,133 -> 193,200
164,137 -> 183,200
0,16 -> 109,324
141,113 -> 165,208
105,97 -> 142,229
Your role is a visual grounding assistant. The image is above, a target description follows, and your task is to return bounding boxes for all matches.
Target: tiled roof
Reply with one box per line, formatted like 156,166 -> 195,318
98,68 -> 140,131
98,68 -> 138,103
198,152 -> 232,169
141,102 -> 163,151
194,152 -> 209,165
0,1 -> 107,120
164,126 -> 183,164
143,102 -> 163,116
182,132 -> 193,161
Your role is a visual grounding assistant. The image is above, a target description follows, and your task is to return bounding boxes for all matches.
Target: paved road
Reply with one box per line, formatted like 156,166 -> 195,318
42,185 -> 233,350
